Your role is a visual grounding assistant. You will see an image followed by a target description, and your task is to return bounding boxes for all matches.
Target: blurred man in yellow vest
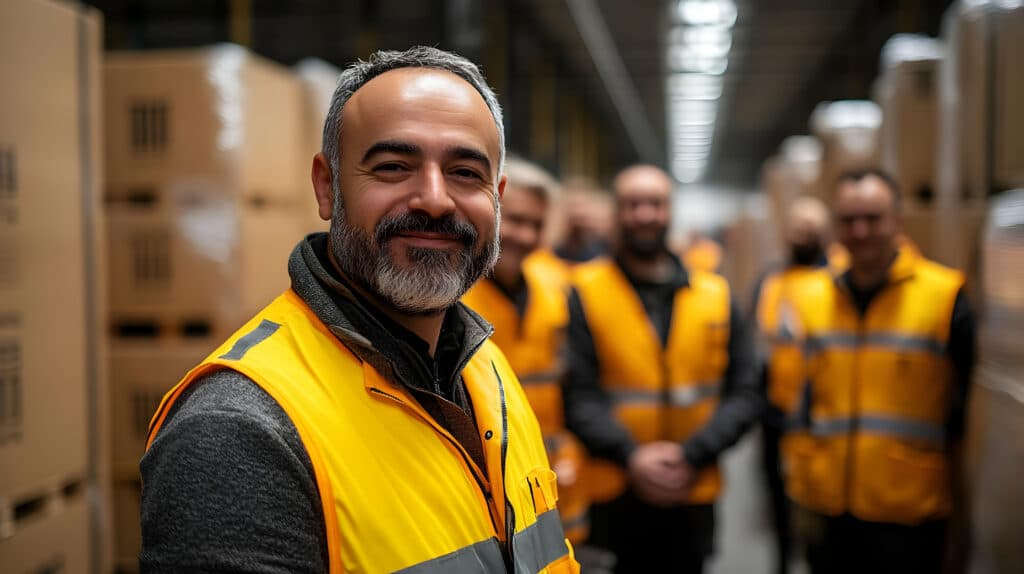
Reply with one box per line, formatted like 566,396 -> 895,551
782,169 -> 975,574
462,157 -> 590,544
750,196 -> 833,574
563,164 -> 764,572
140,47 -> 578,573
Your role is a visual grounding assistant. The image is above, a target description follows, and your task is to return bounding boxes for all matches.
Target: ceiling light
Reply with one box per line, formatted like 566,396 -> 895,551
676,0 -> 737,28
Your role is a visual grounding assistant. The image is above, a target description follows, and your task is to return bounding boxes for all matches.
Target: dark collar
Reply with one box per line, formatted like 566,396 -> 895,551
613,250 -> 691,291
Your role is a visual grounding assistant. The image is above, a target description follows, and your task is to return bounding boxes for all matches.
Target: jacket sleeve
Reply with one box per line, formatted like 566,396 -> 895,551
140,370 -> 328,573
945,288 -> 976,443
682,297 -> 767,468
563,288 -> 637,468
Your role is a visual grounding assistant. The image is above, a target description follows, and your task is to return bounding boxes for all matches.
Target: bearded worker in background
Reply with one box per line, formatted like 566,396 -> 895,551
140,47 -> 578,574
462,157 -> 591,545
564,164 -> 764,573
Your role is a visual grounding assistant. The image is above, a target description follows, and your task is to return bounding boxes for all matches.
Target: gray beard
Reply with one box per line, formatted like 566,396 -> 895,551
329,201 -> 500,317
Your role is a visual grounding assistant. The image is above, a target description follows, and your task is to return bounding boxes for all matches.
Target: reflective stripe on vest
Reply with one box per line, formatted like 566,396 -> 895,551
780,248 -> 964,525
147,290 -> 577,573
804,331 -> 946,356
394,538 -> 505,574
608,382 -> 722,407
808,415 -> 946,446
572,259 -> 730,504
518,367 -> 567,386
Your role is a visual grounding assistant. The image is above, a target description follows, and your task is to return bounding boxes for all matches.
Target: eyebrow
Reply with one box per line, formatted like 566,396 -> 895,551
361,140 -> 420,164
360,140 -> 493,175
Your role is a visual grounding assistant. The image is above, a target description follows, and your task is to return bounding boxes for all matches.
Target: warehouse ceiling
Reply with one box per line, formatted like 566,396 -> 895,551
88,0 -> 955,188
528,0 -> 955,187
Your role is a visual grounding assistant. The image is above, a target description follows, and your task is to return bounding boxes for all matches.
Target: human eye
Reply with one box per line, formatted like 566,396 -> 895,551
451,166 -> 485,181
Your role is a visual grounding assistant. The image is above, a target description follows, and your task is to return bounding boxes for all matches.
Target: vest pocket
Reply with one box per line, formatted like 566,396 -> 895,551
526,467 -> 560,515
864,442 -> 948,523
785,435 -> 844,515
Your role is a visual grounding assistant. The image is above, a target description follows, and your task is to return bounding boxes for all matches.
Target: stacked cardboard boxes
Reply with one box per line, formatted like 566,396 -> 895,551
294,58 -> 341,233
0,1 -> 106,573
875,34 -> 943,211
810,100 -> 882,201
104,45 -> 309,572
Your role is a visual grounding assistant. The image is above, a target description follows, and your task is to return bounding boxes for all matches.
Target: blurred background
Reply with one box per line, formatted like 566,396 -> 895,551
0,0 -> 1021,572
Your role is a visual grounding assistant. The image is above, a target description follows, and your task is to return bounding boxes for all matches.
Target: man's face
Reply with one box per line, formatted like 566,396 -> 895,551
496,185 -> 547,273
614,167 -> 672,259
834,176 -> 900,271
329,68 -> 505,315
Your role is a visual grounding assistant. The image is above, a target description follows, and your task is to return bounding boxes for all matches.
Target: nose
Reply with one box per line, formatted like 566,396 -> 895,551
634,202 -> 660,225
850,218 -> 870,239
408,162 -> 456,218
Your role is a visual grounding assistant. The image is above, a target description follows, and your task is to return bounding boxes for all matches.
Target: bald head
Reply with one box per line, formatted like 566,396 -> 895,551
612,165 -> 674,201
613,164 -> 673,259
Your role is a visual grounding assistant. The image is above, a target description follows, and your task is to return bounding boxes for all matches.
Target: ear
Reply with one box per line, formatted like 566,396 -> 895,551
496,173 -> 507,201
312,152 -> 335,221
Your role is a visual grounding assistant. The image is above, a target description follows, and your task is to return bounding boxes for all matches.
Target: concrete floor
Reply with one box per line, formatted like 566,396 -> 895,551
707,429 -> 809,574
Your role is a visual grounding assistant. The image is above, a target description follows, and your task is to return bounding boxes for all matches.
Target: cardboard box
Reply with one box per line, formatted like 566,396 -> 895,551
811,102 -> 882,199
106,200 -> 303,340
112,479 -> 142,573
994,8 -> 1024,190
104,45 -> 305,205
109,342 -> 213,478
0,0 -> 104,507
0,494 -> 90,574
294,58 -> 340,234
937,2 -> 1024,207
877,44 -> 942,210
901,207 -> 985,272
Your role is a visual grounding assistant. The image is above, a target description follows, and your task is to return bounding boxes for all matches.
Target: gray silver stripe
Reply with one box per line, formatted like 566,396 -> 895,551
393,537 -> 505,573
518,368 -> 566,386
669,383 -> 722,407
562,508 -> 590,533
805,332 -> 945,356
219,319 -> 281,361
810,415 -> 946,445
513,509 -> 570,574
610,383 -> 721,407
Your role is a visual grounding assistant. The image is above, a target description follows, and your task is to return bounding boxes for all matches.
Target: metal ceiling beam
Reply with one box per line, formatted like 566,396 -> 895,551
564,0 -> 664,164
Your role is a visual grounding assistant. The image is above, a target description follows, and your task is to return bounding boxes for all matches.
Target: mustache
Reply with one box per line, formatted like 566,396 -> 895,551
375,213 -> 477,247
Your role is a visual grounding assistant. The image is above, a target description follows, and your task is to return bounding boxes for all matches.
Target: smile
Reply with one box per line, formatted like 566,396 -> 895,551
394,232 -> 463,249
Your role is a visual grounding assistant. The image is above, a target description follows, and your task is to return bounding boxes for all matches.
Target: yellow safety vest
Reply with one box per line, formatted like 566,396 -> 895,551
573,258 -> 731,504
147,289 -> 579,573
463,260 -> 589,544
782,247 -> 963,525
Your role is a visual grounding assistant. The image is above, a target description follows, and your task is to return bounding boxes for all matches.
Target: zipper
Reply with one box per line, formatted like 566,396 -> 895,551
492,361 -> 516,572
367,387 -> 503,538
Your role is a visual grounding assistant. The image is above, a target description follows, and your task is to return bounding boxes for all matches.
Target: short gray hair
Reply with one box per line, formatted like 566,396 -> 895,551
321,46 -> 505,188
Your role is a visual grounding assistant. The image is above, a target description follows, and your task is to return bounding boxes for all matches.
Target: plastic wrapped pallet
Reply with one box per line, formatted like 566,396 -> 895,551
810,100 -> 882,199
0,0 -> 107,571
104,45 -> 306,205
762,136 -> 823,237
294,58 -> 341,233
106,194 -> 304,341
964,189 -> 1024,574
936,0 -> 1024,210
875,34 -> 944,211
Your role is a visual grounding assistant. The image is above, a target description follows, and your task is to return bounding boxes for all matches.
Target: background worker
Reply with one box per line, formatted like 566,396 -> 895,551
749,196 -> 833,574
564,164 -> 764,573
462,156 -> 590,544
783,169 -> 975,574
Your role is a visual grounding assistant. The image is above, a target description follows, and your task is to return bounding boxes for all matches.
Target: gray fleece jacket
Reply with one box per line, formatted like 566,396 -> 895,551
139,233 -> 496,573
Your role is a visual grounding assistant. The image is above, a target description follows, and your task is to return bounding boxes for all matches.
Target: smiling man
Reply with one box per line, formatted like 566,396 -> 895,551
140,47 -> 578,574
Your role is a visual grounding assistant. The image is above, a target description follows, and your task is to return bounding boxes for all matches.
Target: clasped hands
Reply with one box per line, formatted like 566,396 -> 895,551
627,441 -> 695,507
